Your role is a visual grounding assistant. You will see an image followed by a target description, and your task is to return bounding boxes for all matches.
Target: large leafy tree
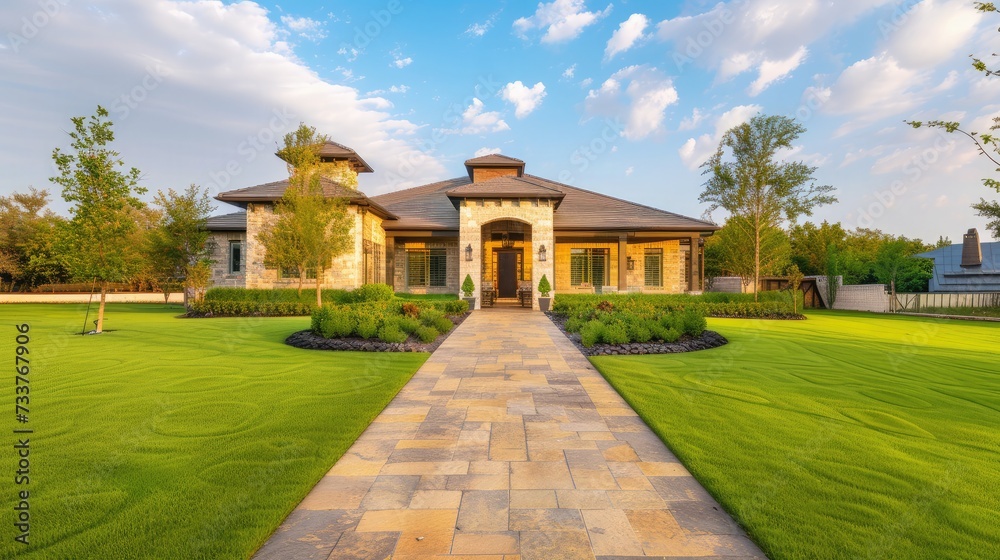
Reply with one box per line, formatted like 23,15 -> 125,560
709,216 -> 790,290
51,106 -> 146,333
259,124 -> 356,307
700,114 -> 836,300
0,188 -> 67,290
909,2 -> 999,236
147,185 -> 214,302
788,221 -> 847,276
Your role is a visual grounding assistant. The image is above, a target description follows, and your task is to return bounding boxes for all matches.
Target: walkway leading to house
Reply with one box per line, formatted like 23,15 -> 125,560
255,310 -> 766,560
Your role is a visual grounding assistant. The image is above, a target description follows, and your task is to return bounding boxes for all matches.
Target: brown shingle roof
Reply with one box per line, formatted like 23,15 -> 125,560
205,211 -> 247,231
370,173 -> 717,233
216,177 -> 397,220
463,153 -> 525,166
446,176 -> 565,199
274,141 -> 374,173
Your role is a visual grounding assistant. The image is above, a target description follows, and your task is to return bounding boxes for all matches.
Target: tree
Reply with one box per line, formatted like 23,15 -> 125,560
51,106 -> 146,333
788,221 -> 847,275
700,114 -> 836,300
0,188 -> 67,290
710,216 -> 790,291
258,123 -> 356,307
908,2 -> 999,237
147,185 -> 214,302
785,263 -> 804,315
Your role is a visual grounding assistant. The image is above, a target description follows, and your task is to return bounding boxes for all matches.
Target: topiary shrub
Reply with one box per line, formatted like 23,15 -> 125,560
462,274 -> 475,297
351,283 -> 394,303
415,325 -> 439,343
537,274 -> 551,297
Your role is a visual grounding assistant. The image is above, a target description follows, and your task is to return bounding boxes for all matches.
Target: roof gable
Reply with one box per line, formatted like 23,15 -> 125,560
216,177 -> 397,220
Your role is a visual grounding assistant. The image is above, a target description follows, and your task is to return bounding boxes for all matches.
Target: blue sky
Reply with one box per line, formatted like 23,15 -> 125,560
1,0 -> 997,241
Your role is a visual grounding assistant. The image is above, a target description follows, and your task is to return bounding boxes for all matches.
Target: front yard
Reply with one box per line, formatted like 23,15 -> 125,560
0,304 -> 427,559
593,311 -> 1000,560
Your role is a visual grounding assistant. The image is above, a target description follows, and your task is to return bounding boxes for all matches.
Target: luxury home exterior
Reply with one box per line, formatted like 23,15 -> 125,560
206,145 -> 718,309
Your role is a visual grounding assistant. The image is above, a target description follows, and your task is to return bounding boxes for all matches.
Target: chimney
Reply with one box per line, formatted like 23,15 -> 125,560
961,228 -> 982,267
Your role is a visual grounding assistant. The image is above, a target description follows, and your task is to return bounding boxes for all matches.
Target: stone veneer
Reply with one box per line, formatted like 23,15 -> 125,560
458,198 -> 554,310
207,231 -> 247,287
392,240 -> 460,294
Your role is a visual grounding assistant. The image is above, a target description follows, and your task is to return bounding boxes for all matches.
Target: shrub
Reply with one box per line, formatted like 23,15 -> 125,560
415,325 -> 439,343
601,321 -> 630,345
378,321 -> 408,343
351,283 -> 394,303
580,320 -> 604,348
431,315 -> 453,334
401,302 -> 420,318
355,309 -> 381,339
564,316 -> 585,333
462,274 -> 475,297
627,318 -> 653,343
397,316 -> 421,334
537,274 -> 551,297
596,300 -> 615,313
680,307 -> 707,337
319,307 -> 356,338
439,300 -> 469,314
661,327 -> 681,343
418,308 -> 445,327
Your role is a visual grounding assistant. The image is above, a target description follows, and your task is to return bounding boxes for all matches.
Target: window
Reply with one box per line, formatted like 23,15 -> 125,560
407,248 -> 447,287
229,241 -> 242,274
644,249 -> 662,287
279,267 -> 317,280
570,248 -> 609,286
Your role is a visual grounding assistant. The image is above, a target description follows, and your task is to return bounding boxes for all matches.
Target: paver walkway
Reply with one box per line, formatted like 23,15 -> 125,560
255,309 -> 766,560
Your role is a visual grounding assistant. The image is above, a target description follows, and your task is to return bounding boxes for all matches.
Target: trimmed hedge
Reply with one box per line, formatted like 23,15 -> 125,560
311,299 -> 468,344
552,291 -> 800,320
190,284 -> 468,317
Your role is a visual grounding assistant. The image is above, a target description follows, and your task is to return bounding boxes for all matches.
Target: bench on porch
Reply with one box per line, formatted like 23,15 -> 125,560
518,281 -> 532,308
482,282 -> 497,308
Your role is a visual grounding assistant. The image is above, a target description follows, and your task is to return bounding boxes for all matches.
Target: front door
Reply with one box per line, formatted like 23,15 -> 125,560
497,252 -> 518,298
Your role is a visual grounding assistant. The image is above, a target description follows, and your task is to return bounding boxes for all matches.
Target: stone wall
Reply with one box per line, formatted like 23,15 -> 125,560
207,231 -> 247,288
625,240 -> 682,293
553,241 -> 619,293
393,239 -> 460,295
833,284 -> 890,313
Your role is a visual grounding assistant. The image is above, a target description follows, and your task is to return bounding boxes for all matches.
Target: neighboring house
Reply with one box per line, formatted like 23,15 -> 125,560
206,145 -> 718,309
914,228 -> 1000,292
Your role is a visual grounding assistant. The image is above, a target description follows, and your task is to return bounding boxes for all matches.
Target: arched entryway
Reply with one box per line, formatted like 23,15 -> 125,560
482,219 -> 532,301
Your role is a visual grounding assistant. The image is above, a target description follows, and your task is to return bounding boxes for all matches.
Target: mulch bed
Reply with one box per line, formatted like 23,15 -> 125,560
285,312 -> 470,353
545,312 -> 728,356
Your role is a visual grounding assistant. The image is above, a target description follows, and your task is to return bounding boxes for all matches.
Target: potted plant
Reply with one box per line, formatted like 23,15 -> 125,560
537,274 -> 552,312
461,274 -> 477,309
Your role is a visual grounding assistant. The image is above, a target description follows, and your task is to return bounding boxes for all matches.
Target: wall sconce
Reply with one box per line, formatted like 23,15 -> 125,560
465,244 -> 473,261
627,256 -> 635,270
539,244 -> 547,262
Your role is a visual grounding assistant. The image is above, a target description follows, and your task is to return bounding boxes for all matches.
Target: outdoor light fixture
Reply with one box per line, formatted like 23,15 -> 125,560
465,244 -> 473,261
627,257 -> 635,270
539,244 -> 547,262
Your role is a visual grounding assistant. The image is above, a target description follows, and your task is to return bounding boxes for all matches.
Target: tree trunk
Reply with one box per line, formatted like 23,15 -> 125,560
297,270 -> 305,295
315,271 -> 322,308
96,283 -> 107,333
754,227 -> 761,303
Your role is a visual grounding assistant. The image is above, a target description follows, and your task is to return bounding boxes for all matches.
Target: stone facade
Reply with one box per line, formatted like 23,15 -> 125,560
392,239 -> 460,295
625,240 -> 683,293
457,198 -> 554,310
207,231 -> 247,287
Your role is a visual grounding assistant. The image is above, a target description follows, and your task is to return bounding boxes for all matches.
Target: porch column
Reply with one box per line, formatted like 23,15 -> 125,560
618,234 -> 628,291
688,235 -> 700,292
458,204 -> 482,309
384,237 -> 394,289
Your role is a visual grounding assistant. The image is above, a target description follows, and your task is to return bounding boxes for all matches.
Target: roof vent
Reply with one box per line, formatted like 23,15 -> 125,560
961,228 -> 982,267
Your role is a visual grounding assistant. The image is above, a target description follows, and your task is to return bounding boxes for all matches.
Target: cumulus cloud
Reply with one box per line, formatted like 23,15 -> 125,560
0,0 -> 445,202
281,15 -> 326,42
747,46 -> 808,96
605,13 -> 648,60
678,108 -> 704,131
474,147 -> 502,157
501,81 -> 547,118
442,98 -> 510,135
821,53 -> 925,117
583,65 -> 678,140
881,0 -> 982,70
563,64 -> 576,78
391,49 -> 413,68
514,0 -> 612,43
677,105 -> 761,169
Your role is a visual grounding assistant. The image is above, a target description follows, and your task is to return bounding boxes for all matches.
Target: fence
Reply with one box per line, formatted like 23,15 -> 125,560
892,292 -> 1000,313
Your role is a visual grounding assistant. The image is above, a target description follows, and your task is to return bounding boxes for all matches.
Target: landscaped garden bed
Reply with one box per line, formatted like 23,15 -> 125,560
287,309 -> 468,352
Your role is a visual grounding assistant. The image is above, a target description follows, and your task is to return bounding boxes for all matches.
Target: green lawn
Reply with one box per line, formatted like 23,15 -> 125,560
592,311 -> 1000,560
0,304 -> 427,559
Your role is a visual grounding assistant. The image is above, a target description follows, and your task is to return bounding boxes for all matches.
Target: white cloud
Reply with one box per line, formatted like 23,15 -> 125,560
821,53 -> 925,117
442,98 -> 510,135
514,0 -> 612,43
337,46 -> 359,62
391,49 -> 413,69
583,65 -> 678,140
747,46 -> 808,96
281,15 -> 326,42
475,147 -> 502,157
678,108 -> 704,131
882,0 -> 982,70
0,0 -> 445,201
625,166 -> 634,176
465,10 -> 501,37
501,81 -> 547,118
677,105 -> 761,169
605,13 -> 648,60
563,64 -> 576,78
579,77 -> 593,87
365,85 -> 410,96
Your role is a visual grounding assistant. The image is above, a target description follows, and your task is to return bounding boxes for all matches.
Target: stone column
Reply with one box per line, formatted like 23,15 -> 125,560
688,236 -> 700,292
385,237 -> 395,290
458,204 -> 482,309
618,234 -> 628,291
531,210 -> 555,310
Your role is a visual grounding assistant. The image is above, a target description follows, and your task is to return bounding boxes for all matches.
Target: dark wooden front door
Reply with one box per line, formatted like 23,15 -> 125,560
497,252 -> 518,298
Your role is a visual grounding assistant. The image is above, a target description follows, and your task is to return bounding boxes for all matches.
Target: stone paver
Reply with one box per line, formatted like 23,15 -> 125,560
254,309 -> 766,559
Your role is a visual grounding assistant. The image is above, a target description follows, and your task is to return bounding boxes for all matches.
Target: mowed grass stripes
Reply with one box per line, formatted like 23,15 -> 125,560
0,304 -> 427,559
592,311 -> 1000,560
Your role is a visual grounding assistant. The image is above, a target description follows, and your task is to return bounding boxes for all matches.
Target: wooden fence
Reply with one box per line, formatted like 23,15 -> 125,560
891,292 -> 1000,313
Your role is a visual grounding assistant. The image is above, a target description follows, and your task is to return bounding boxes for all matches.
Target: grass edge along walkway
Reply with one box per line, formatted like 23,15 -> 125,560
592,310 -> 1000,560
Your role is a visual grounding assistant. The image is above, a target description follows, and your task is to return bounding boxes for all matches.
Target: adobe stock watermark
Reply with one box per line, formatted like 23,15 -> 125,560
340,0 -> 403,59
5,0 -> 70,53
557,117 -> 626,184
671,0 -> 748,72
205,108 -> 296,195
855,130 -> 955,228
110,63 -> 171,120
877,0 -> 922,39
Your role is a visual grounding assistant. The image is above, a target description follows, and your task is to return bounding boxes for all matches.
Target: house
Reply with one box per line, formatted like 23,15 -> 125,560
206,144 -> 718,309
914,228 -> 1000,292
